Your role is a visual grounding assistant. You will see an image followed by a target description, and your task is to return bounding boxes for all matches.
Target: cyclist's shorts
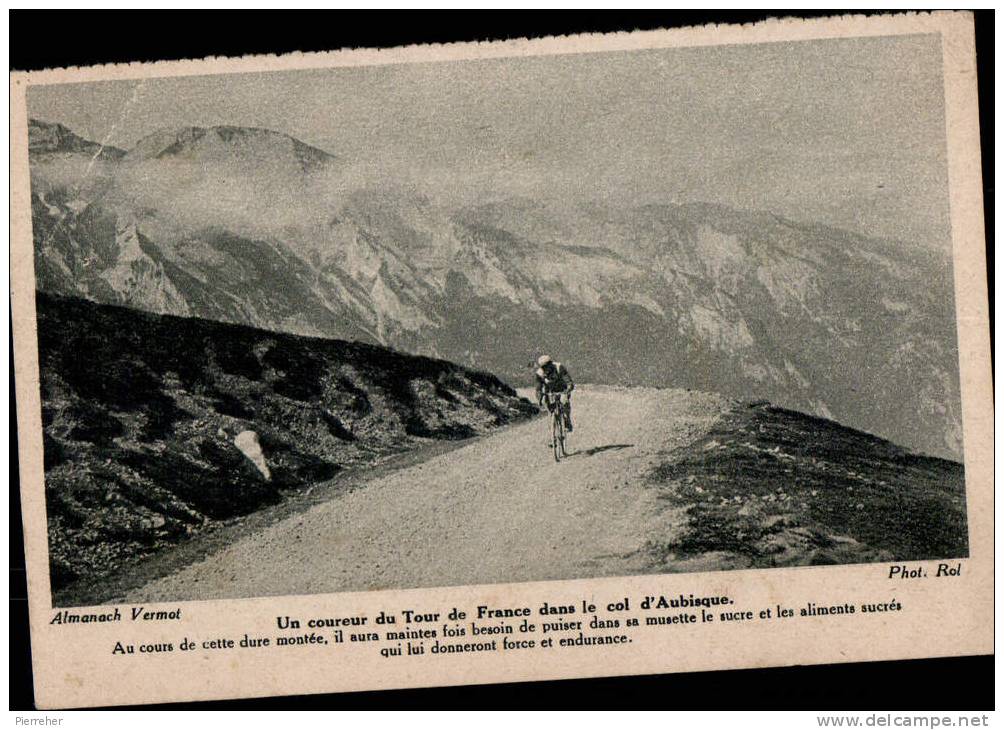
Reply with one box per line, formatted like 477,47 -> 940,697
543,392 -> 569,411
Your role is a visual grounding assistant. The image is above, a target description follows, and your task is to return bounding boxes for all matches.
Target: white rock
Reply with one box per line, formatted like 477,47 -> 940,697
234,430 -> 272,481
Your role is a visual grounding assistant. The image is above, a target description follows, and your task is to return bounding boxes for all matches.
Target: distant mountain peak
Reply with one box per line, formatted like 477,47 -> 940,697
28,118 -> 125,160
125,124 -> 336,172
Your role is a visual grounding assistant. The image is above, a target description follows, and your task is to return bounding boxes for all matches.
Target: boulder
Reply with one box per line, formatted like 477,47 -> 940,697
234,430 -> 271,481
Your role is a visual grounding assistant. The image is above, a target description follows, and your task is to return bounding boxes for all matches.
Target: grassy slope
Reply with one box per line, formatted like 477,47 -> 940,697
646,402 -> 967,572
36,293 -> 535,591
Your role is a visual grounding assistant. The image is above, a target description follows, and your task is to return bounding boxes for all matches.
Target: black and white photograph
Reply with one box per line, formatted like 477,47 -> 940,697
10,10 -> 993,713
25,30 -> 971,609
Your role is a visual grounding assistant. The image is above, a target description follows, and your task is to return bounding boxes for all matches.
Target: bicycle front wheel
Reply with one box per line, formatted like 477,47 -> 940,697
552,412 -> 562,462
557,406 -> 567,457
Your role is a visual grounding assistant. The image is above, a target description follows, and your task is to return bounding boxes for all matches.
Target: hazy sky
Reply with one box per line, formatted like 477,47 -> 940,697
29,33 -> 951,249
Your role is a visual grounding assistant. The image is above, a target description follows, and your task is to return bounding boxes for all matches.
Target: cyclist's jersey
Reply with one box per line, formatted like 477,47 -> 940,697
535,362 -> 574,396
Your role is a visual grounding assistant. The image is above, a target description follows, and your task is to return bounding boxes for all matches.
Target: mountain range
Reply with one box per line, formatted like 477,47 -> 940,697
27,118 -> 963,459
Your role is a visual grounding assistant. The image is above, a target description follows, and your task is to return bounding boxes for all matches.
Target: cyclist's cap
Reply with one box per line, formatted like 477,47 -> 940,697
537,355 -> 552,366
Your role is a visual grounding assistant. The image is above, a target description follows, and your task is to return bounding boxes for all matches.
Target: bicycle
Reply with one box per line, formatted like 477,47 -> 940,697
542,390 -> 569,462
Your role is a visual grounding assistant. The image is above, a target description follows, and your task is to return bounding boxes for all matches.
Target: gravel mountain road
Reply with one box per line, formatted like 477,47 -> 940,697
126,386 -> 730,602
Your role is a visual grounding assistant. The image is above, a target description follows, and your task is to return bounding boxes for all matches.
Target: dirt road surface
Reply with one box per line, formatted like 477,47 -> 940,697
126,386 -> 729,602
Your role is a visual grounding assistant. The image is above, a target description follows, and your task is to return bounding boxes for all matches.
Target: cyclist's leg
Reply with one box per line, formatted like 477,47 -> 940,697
561,392 -> 572,430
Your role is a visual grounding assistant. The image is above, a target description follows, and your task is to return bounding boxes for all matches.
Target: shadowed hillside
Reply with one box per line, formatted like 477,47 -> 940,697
36,293 -> 536,592
645,401 -> 967,573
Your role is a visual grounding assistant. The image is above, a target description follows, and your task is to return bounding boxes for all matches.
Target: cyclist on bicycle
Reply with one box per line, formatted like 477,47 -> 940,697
534,355 -> 574,432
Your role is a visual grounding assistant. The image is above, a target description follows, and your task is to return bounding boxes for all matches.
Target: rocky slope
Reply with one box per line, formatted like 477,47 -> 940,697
28,118 -> 963,459
37,293 -> 535,592
646,400 -> 967,573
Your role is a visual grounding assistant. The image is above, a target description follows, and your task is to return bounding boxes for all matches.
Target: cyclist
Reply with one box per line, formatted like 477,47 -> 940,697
534,355 -> 574,432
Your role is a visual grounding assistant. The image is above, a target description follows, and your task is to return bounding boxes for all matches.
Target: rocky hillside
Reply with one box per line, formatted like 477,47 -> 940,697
37,293 -> 535,592
28,118 -> 962,459
646,400 -> 967,573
